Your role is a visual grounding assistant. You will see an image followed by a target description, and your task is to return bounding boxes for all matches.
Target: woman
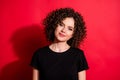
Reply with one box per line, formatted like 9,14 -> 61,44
30,8 -> 89,80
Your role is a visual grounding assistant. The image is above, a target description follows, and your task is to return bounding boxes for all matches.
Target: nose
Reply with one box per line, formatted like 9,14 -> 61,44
61,27 -> 66,33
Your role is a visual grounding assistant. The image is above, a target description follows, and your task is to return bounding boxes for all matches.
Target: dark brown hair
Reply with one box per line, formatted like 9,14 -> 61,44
43,8 -> 87,47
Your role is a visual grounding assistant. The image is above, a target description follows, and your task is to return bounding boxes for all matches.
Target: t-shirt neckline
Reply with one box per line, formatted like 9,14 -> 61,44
47,46 -> 72,55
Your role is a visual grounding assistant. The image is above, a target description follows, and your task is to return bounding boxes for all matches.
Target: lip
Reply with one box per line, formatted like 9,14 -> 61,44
59,33 -> 66,37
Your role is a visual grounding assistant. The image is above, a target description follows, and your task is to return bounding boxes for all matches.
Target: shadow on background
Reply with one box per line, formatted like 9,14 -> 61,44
0,24 -> 49,80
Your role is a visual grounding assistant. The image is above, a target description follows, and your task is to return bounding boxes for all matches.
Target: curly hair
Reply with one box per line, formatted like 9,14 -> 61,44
43,8 -> 87,47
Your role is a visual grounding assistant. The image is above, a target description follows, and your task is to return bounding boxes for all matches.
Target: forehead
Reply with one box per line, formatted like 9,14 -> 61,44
62,17 -> 75,28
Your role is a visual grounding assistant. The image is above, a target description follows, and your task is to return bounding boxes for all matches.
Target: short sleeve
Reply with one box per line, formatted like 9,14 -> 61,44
30,50 -> 40,70
77,50 -> 89,72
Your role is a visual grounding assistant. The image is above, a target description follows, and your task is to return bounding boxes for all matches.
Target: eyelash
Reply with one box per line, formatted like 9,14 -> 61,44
58,23 -> 73,31
68,28 -> 73,31
59,23 -> 64,26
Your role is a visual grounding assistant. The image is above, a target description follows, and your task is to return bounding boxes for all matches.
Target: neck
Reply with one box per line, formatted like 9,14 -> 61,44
49,41 -> 70,52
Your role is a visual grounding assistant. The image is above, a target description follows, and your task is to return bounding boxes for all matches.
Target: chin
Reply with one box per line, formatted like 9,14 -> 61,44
55,38 -> 69,42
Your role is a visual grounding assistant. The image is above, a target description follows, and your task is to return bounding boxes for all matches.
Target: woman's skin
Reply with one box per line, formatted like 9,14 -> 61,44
33,69 -> 39,80
32,17 -> 86,80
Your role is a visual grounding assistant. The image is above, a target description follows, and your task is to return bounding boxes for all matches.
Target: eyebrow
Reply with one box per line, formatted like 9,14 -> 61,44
60,22 -> 74,28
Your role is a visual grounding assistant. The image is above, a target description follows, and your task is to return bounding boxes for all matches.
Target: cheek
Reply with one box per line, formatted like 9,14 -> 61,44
68,32 -> 74,38
54,29 -> 58,34
54,29 -> 60,37
55,27 -> 60,33
54,30 -> 57,37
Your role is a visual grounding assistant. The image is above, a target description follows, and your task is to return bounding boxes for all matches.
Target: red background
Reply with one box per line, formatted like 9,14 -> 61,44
0,0 -> 120,80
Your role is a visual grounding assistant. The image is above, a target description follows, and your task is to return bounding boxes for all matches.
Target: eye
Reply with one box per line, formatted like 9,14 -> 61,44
58,23 -> 64,26
68,27 -> 74,31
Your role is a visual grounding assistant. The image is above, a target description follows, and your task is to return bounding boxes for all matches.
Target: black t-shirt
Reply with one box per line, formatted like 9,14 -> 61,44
30,46 -> 89,80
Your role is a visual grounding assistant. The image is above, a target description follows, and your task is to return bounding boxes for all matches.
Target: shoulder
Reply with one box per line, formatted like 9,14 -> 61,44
71,47 -> 84,54
70,47 -> 85,57
36,46 -> 48,52
33,46 -> 49,56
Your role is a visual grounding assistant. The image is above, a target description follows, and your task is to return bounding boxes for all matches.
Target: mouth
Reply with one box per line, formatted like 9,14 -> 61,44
59,33 -> 66,37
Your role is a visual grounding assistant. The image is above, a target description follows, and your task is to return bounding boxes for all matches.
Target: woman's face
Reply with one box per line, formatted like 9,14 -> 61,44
54,17 -> 75,42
